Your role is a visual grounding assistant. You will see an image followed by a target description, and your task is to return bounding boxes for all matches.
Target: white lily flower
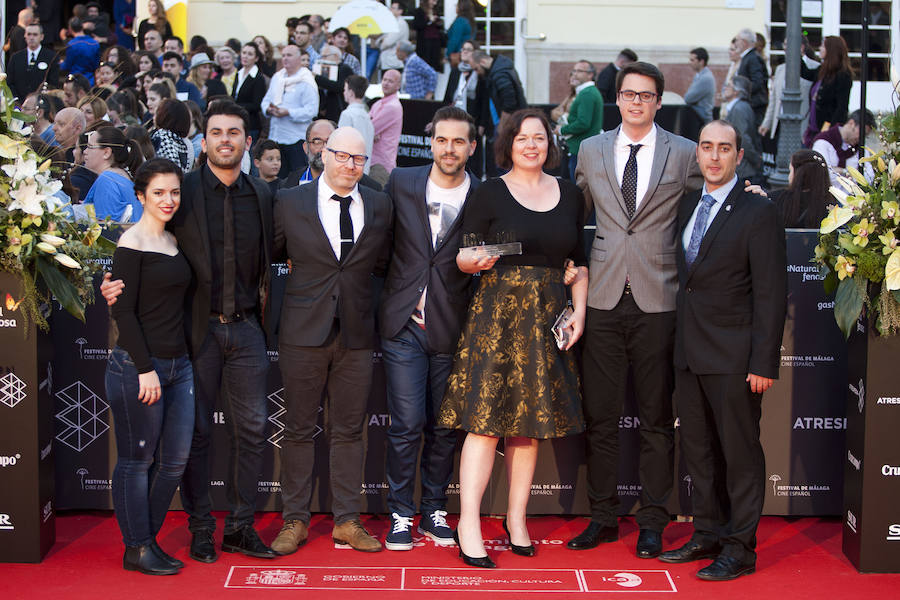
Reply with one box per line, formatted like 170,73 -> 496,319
35,241 -> 57,254
8,180 -> 46,216
54,253 -> 81,269
40,234 -> 66,247
829,185 -> 849,206
1,156 -> 38,182
0,134 -> 24,159
8,118 -> 32,136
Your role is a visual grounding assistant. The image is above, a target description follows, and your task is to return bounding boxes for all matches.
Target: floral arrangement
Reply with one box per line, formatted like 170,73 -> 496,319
0,74 -> 114,331
816,106 -> 900,338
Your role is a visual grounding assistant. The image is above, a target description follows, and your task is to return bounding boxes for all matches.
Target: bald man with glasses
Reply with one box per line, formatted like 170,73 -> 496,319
270,127 -> 393,555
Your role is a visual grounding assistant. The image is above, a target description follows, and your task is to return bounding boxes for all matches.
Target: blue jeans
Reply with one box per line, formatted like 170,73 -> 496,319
106,348 -> 195,547
179,316 -> 269,534
382,320 -> 457,516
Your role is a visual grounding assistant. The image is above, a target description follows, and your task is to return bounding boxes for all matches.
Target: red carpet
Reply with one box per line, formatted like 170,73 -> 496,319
3,512 -> 898,599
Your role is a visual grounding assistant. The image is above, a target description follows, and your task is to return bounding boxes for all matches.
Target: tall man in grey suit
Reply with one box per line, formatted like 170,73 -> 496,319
659,120 -> 786,581
570,62 -> 703,558
270,127 -> 393,555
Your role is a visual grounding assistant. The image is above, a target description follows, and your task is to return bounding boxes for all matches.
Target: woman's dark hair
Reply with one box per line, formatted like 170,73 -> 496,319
493,108 -> 560,170
615,61 -> 665,97
241,43 -> 263,66
456,0 -> 476,30
124,125 -> 155,162
253,35 -> 274,63
37,93 -> 64,121
154,98 -> 191,137
92,125 -> 144,173
110,89 -> 141,121
782,149 -> 830,228
819,35 -> 852,82
226,37 -> 242,55
89,85 -> 112,100
331,27 -> 357,57
148,82 -> 172,99
253,138 -> 280,160
133,50 -> 159,72
184,100 -> 204,134
101,45 -> 137,78
189,35 -> 208,53
133,157 -> 184,198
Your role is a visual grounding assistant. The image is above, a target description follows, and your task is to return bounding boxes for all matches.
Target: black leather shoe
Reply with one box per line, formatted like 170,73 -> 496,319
567,521 -> 618,550
658,540 -> 722,564
453,530 -> 496,568
636,529 -> 663,559
222,526 -> 277,559
123,545 -> 180,575
696,555 -> 756,581
502,519 -> 536,557
150,540 -> 184,569
189,531 -> 217,563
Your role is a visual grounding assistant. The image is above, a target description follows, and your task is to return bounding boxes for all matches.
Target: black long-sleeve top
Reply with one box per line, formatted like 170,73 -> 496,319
111,247 -> 191,373
461,177 -> 588,268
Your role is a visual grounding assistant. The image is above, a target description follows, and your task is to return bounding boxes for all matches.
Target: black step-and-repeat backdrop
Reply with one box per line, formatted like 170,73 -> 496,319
49,231 -> 846,517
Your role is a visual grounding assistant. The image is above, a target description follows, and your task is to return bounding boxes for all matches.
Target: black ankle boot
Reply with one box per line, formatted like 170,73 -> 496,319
123,545 -> 180,575
150,540 -> 184,569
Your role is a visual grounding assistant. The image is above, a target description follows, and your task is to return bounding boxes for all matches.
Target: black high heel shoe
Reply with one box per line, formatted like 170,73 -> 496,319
502,519 -> 536,557
453,530 -> 497,568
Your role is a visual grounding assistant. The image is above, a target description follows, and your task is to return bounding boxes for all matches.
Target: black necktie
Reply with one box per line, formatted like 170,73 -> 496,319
332,194 -> 354,261
28,51 -> 35,66
222,186 -> 236,316
621,143 -> 642,219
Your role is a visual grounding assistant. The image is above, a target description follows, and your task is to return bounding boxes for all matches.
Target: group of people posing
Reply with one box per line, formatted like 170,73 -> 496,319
100,58 -> 787,585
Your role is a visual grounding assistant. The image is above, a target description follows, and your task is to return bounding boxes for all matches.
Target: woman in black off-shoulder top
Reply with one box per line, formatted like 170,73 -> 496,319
105,159 -> 193,576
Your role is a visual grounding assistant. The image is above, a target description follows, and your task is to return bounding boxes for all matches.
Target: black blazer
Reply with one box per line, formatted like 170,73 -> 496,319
167,168 -> 276,355
273,178 -> 393,349
7,46 -> 59,101
379,165 -> 478,354
737,50 -> 769,112
232,69 -> 268,133
594,63 -> 618,104
801,62 -> 852,130
315,63 -> 354,122
674,185 -> 786,379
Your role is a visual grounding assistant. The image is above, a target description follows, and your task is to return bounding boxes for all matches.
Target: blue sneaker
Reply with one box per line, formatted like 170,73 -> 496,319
418,510 -> 455,547
385,513 -> 414,551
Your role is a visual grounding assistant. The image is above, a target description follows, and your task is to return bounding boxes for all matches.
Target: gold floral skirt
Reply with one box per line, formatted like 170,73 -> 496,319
438,265 -> 584,439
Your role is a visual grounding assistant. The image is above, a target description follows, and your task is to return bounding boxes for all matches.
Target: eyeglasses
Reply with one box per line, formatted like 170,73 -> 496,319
618,89 -> 658,103
326,147 -> 368,167
570,68 -> 593,75
306,137 -> 327,147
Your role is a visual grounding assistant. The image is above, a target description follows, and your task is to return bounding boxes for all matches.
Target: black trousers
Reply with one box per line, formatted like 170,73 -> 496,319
675,368 -> 765,565
278,325 -> 374,525
581,294 -> 675,531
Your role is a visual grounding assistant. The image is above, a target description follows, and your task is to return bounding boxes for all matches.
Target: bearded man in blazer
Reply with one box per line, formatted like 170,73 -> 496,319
571,61 -> 703,558
378,106 -> 478,551
658,120 -> 786,581
270,127 -> 392,555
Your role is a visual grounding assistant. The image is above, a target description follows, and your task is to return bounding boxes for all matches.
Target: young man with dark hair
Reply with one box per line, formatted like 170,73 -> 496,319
161,51 -> 203,107
685,47 -> 715,123
102,101 -> 278,564
595,48 -> 639,103
63,73 -> 92,107
62,17 -> 101,84
338,74 -> 375,173
811,108 -> 875,186
7,23 -> 60,101
379,106 -> 478,551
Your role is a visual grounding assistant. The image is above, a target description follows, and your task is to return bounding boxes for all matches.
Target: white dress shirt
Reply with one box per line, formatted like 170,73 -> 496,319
317,177 -> 365,259
812,138 -> 861,187
681,176 -> 738,252
615,124 -> 657,210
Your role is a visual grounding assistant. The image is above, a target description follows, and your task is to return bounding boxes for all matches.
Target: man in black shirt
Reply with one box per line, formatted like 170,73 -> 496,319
102,102 -> 277,563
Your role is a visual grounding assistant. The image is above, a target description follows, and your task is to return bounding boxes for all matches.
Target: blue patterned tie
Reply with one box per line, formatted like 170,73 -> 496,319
685,194 -> 717,267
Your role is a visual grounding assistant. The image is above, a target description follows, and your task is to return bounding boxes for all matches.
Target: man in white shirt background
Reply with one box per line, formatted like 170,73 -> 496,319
338,74 -> 375,174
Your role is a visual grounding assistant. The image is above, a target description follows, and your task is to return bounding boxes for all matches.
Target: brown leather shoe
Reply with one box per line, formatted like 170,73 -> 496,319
332,519 -> 383,553
271,520 -> 308,555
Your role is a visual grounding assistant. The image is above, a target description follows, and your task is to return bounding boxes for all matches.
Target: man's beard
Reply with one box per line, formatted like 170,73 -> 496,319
309,151 -> 324,173
207,146 -> 244,169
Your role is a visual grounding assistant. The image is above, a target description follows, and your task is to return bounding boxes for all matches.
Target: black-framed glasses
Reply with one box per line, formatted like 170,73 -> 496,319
618,89 -> 658,103
306,137 -> 327,147
326,147 -> 368,167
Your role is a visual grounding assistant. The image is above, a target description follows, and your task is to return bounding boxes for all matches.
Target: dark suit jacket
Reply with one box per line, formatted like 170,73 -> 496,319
737,50 -> 769,112
674,185 -> 786,379
801,62 -> 852,130
8,46 -> 60,100
379,165 -> 478,354
594,62 -> 618,104
232,69 -> 268,133
167,168 -> 275,355
273,177 -> 393,349
724,99 -> 762,181
315,63 -> 354,123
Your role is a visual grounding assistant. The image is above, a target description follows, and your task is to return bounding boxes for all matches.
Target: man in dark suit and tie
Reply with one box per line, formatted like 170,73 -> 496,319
379,106 -> 478,551
658,120 -> 786,581
734,28 -> 769,126
7,23 -> 59,101
571,61 -> 703,559
103,102 -> 279,564
270,127 -> 392,555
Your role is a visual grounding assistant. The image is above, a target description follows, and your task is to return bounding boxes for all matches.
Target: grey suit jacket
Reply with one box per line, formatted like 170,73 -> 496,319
576,126 -> 703,313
